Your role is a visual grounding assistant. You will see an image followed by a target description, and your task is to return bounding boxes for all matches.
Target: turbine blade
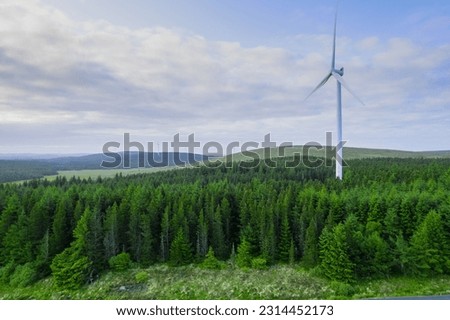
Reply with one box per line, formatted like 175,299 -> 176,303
332,71 -> 365,105
331,5 -> 338,70
304,73 -> 332,101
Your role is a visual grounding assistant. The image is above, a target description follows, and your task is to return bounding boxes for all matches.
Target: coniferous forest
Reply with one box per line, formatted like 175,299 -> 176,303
0,156 -> 449,297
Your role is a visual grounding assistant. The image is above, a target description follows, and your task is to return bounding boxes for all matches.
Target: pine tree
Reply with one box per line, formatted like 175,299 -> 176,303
128,202 -> 143,262
303,217 -> 319,267
140,213 -> 155,265
50,247 -> 92,290
196,209 -> 208,258
211,205 -> 226,260
50,194 -> 74,257
393,235 -> 411,275
319,224 -> 355,283
410,210 -> 447,276
35,230 -> 51,278
1,209 -> 32,265
51,205 -> 93,289
85,206 -> 105,272
236,237 -> 252,269
289,239 -> 296,265
28,191 -> 56,251
160,206 -> 170,262
362,231 -> 389,277
261,218 -> 276,264
220,197 -> 232,254
278,210 -> 292,263
169,227 -> 193,266
103,203 -> 119,261
0,195 -> 21,247
201,247 -> 223,270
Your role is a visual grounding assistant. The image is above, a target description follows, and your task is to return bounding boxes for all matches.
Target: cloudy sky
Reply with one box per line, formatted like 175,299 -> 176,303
1,0 -> 449,154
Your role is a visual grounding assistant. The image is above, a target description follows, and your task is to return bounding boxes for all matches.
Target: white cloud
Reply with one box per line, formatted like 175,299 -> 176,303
0,0 -> 449,152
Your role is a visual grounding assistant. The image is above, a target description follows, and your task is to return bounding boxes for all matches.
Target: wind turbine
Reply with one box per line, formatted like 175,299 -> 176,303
305,4 -> 364,180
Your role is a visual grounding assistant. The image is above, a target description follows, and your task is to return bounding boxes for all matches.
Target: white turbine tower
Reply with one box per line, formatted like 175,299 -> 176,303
305,4 -> 364,180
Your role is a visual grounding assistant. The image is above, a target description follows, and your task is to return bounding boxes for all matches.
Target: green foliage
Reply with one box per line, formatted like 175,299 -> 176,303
319,225 -> 355,283
135,271 -> 149,283
196,209 -> 208,258
362,231 -> 389,277
410,211 -> 448,276
103,203 -> 119,261
50,247 -> 92,290
0,160 -> 57,183
236,237 -> 252,269
1,156 -> 450,291
229,244 -> 236,267
289,240 -> 295,265
160,206 -> 170,262
0,262 -> 16,285
3,265 -> 450,300
278,210 -> 292,263
330,281 -> 356,298
9,263 -> 36,288
109,252 -> 132,272
200,247 -> 225,270
169,228 -> 193,266
303,218 -> 319,267
251,257 -> 268,270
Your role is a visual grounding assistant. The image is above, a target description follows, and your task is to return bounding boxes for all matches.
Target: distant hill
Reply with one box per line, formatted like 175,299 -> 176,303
220,146 -> 450,162
2,147 -> 450,184
0,160 -> 57,183
0,153 -> 90,160
46,152 -> 209,170
0,152 -> 208,183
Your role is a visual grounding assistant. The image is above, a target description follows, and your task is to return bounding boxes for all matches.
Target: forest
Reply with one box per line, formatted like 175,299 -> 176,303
0,160 -> 58,183
0,156 -> 449,293
0,152 -> 208,183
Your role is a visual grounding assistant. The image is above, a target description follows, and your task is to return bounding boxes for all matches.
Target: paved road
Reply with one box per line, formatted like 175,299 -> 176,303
378,295 -> 450,300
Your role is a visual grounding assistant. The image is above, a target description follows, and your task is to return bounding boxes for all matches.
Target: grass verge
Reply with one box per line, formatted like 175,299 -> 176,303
1,265 -> 449,300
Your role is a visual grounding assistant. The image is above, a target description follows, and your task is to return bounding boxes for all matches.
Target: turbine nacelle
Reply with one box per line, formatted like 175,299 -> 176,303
333,67 -> 344,76
305,66 -> 363,105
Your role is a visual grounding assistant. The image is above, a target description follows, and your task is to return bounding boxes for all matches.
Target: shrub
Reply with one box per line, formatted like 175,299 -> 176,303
330,281 -> 356,298
251,257 -> 268,270
9,263 -> 36,288
109,252 -> 132,272
0,262 -> 16,285
135,271 -> 149,283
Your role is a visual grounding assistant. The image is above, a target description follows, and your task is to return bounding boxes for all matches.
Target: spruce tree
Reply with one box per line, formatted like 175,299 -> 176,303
201,247 -> 223,270
51,205 -> 93,289
1,209 -> 32,265
50,194 -> 74,257
236,237 -> 252,269
278,210 -> 292,263
303,217 -> 319,267
85,206 -> 105,272
35,230 -> 51,278
103,203 -> 119,261
0,195 -> 21,247
196,209 -> 208,258
169,227 -> 192,266
160,206 -> 170,262
140,213 -> 155,265
319,224 -> 355,283
410,211 -> 447,276
211,205 -> 226,260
